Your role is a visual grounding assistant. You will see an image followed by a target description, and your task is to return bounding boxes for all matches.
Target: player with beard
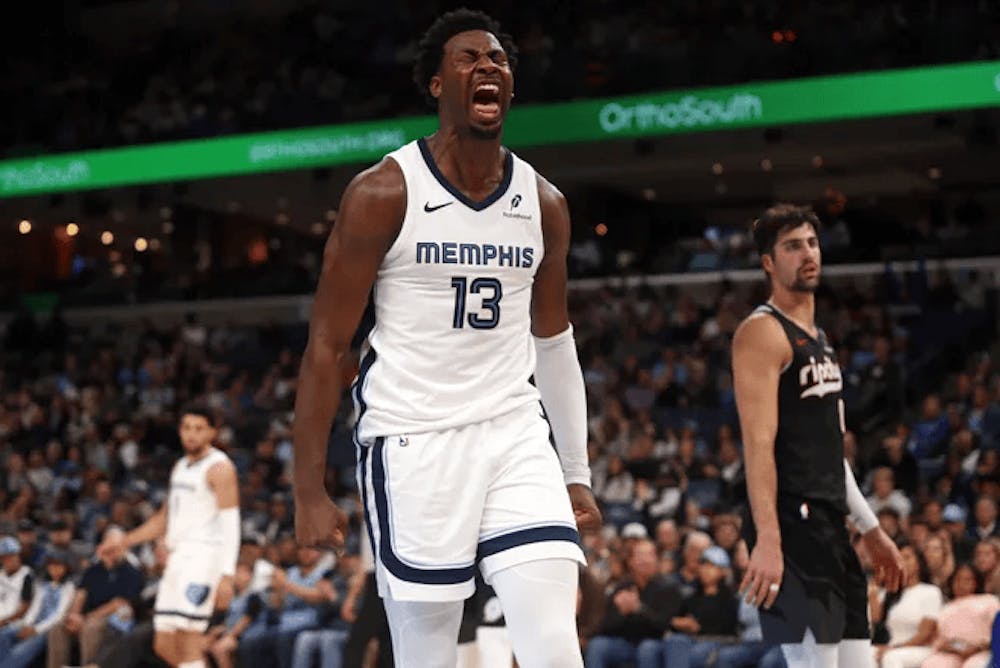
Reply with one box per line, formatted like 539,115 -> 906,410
292,8 -> 600,668
732,204 -> 904,668
98,404 -> 239,668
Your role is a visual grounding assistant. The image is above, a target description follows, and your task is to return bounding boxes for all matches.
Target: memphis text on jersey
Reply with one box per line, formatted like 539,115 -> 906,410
798,354 -> 843,400
415,241 -> 535,269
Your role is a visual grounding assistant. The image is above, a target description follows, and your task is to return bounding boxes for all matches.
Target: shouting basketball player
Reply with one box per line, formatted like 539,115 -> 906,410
292,9 -> 600,668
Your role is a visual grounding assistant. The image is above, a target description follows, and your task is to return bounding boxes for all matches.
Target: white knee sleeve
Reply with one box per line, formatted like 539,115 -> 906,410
383,593 -> 464,668
489,558 -> 583,668
781,629 -> 839,668
178,661 -> 207,668
837,639 -> 874,668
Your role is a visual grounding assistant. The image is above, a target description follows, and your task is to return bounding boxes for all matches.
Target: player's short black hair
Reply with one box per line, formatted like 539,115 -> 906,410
179,401 -> 214,426
413,8 -> 518,108
751,203 -> 823,257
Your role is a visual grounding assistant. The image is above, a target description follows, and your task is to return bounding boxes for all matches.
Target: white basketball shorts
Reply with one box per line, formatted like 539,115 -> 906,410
153,543 -> 225,632
357,401 -> 585,602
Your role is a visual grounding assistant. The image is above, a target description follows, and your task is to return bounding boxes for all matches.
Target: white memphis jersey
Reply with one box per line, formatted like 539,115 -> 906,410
353,138 -> 544,443
165,447 -> 230,551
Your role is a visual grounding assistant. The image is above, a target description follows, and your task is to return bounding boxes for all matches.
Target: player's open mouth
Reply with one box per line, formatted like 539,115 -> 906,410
472,82 -> 501,120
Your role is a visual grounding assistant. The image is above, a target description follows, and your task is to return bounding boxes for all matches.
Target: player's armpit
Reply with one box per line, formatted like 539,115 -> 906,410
530,173 -> 571,338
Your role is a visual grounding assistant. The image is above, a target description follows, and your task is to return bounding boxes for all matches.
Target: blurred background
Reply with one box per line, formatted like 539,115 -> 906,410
0,2 -> 999,667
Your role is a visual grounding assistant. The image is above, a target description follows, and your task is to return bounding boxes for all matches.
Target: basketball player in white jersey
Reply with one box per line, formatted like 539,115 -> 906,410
292,9 -> 600,668
98,404 -> 240,668
733,204 -> 904,668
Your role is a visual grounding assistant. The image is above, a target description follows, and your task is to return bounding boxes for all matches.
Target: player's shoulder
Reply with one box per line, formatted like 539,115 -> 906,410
533,169 -> 566,211
733,307 -> 787,351
344,157 -> 406,205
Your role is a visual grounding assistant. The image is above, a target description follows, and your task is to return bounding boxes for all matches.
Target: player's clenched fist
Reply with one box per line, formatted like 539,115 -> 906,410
568,484 -> 602,533
295,493 -> 349,551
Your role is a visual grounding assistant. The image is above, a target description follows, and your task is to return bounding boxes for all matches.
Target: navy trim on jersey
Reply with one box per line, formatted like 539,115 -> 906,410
358,444 -> 378,564
153,610 -> 212,621
417,137 -> 514,212
351,347 -> 377,446
477,525 -> 580,561
369,437 -> 477,585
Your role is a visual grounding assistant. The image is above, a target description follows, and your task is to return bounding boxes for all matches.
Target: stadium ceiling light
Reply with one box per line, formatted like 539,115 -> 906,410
927,166 -> 942,180
641,187 -> 657,201
18,220 -> 31,234
325,209 -> 338,222
149,238 -> 161,251
135,237 -> 148,252
275,213 -> 290,225
711,162 -> 724,175
101,231 -> 114,245
760,158 -> 774,171
66,222 -> 80,237
311,222 -> 326,236
811,155 -> 823,168
595,223 -> 608,237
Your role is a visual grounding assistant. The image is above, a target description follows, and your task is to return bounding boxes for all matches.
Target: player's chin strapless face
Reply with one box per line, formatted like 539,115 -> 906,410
440,30 -> 513,137
179,416 -> 215,453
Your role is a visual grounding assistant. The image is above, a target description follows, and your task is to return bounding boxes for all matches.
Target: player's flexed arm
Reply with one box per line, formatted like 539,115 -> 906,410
293,159 -> 405,550
207,459 -> 240,611
531,173 -> 601,533
732,313 -> 790,610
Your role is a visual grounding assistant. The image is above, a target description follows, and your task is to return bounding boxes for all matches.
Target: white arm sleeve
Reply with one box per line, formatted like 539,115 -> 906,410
533,325 -> 591,487
218,507 -> 241,576
844,459 -> 879,533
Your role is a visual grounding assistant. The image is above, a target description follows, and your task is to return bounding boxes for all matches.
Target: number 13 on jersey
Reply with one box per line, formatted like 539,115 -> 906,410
451,276 -> 503,329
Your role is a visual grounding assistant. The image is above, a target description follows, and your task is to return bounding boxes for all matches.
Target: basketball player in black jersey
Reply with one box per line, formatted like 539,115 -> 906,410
732,204 -> 904,668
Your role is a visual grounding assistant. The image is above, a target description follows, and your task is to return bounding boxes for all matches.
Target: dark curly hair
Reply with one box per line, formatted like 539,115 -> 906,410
750,203 -> 823,257
412,8 -> 518,108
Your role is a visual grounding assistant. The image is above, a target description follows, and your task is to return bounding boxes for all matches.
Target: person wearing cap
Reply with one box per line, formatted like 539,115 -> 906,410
0,550 -> 75,668
942,504 -> 976,564
661,544 -> 740,668
0,537 -> 33,631
14,521 -> 43,572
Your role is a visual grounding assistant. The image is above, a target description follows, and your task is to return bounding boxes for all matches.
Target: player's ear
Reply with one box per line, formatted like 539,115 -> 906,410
429,75 -> 442,101
761,253 -> 774,274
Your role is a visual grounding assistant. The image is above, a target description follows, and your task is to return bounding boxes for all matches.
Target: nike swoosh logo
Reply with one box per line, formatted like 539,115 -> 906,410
424,201 -> 453,213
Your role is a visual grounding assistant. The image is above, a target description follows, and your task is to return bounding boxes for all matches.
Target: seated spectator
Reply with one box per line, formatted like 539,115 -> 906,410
585,538 -> 682,668
968,497 -> 999,542
920,563 -> 999,668
661,545 -> 739,668
942,504 -> 977,564
290,551 -> 355,668
668,531 -> 712,600
47,526 -> 144,668
206,561 -> 266,668
922,534 -> 957,592
971,538 -> 1000,595
871,544 -> 943,668
0,550 -> 75,668
868,432 -> 919,498
712,598 -> 785,668
867,467 -> 913,520
0,538 -> 33,632
237,545 -> 331,668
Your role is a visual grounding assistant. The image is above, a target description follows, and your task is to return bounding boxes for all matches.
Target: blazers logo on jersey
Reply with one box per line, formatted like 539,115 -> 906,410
798,355 -> 843,399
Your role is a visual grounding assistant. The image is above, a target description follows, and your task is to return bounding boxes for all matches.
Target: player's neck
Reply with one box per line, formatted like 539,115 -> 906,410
185,445 -> 212,463
426,128 -> 505,197
768,290 -> 816,334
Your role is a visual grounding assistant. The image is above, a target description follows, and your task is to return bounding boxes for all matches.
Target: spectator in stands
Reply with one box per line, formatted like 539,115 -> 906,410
870,544 -> 943,668
867,467 -> 913,519
869,431 -> 920,498
922,534 -> 957,592
712,598 -> 786,668
0,537 -> 33,631
969,497 -> 999,541
237,545 -> 331,668
669,531 -> 712,600
942,504 -> 977,563
909,394 -> 951,477
971,539 -> 1000,596
920,563 -> 999,668
290,551 -> 355,668
47,526 -> 144,668
585,538 -> 682,668
206,560 -> 266,668
661,545 -> 739,668
0,550 -> 75,668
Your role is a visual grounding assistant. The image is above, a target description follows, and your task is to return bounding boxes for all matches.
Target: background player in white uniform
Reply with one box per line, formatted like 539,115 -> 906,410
98,404 -> 239,668
292,9 -> 601,668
